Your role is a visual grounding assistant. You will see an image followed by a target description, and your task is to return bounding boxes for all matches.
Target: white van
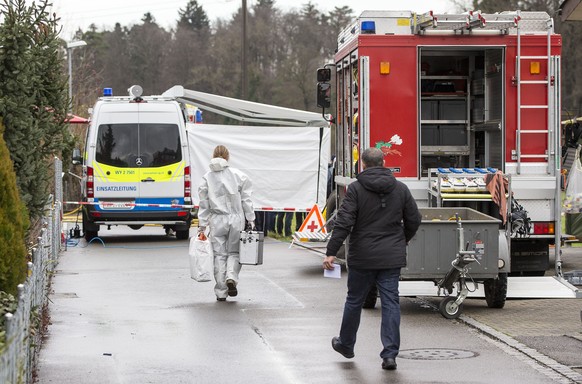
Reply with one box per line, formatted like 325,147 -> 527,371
73,86 -> 193,240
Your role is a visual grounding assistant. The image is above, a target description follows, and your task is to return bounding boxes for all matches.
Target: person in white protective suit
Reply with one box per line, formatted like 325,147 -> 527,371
198,145 -> 255,301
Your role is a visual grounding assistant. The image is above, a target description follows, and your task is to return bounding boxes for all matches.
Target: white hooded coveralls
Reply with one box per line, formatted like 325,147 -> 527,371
198,157 -> 255,299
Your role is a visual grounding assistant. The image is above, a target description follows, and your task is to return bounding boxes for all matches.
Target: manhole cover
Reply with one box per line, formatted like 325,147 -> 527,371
399,349 -> 478,360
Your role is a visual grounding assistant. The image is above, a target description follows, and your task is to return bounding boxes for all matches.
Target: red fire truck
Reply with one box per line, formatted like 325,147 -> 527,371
319,10 -> 562,279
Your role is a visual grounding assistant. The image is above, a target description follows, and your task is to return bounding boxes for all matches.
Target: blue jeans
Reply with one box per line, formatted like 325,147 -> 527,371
339,267 -> 401,359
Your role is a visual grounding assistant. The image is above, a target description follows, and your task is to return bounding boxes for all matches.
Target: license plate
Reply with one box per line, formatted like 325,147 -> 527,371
99,201 -> 134,210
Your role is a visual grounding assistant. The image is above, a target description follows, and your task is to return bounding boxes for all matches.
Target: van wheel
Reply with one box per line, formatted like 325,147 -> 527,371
82,213 -> 98,241
85,230 -> 98,241
176,229 -> 189,240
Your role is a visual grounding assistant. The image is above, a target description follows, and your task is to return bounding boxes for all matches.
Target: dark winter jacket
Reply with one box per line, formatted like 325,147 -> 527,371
326,166 -> 421,270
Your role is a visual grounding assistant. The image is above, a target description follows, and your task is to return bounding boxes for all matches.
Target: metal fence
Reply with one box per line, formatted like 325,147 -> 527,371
0,158 -> 63,384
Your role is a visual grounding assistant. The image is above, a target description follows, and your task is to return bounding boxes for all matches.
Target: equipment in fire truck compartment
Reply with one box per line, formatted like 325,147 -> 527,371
419,49 -> 504,176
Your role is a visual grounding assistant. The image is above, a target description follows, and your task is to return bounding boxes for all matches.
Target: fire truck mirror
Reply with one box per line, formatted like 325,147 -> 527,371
317,82 -> 331,109
317,68 -> 331,82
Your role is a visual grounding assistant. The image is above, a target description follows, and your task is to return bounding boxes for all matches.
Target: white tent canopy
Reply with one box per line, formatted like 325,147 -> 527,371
163,85 -> 329,127
163,86 -> 332,211
187,124 -> 330,211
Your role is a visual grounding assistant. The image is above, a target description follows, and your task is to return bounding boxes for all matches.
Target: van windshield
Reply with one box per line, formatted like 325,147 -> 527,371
96,123 -> 182,168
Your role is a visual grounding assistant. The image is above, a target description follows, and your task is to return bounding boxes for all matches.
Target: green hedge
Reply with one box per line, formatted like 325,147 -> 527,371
0,118 -> 29,296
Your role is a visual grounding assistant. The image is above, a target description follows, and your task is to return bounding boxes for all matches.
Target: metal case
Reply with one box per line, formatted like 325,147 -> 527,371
239,231 -> 264,265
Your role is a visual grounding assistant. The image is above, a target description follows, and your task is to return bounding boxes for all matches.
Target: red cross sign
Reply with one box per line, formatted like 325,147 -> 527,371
298,204 -> 326,233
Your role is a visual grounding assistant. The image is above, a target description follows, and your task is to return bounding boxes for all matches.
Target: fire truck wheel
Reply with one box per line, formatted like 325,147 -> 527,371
484,273 -> 508,309
363,284 -> 378,309
439,296 -> 462,319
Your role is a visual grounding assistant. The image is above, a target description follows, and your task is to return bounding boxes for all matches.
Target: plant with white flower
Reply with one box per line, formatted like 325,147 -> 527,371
375,134 -> 403,156
389,135 -> 403,145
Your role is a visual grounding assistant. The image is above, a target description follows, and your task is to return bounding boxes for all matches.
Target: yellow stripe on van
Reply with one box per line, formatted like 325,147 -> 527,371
169,162 -> 185,182
94,162 -> 140,182
92,162 -> 111,182
93,161 -> 185,182
141,161 -> 185,182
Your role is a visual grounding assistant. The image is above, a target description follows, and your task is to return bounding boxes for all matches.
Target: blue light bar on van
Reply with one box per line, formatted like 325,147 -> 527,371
361,21 -> 376,34
103,88 -> 113,97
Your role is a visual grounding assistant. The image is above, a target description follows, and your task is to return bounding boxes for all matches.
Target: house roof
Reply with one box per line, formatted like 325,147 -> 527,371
560,0 -> 582,21
65,114 -> 89,124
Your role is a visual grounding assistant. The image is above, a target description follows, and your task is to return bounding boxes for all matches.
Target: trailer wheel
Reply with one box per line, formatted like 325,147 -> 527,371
439,296 -> 462,319
484,273 -> 508,309
363,285 -> 378,309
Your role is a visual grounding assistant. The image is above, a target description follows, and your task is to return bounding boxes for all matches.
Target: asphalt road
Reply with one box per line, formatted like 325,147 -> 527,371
36,225 -> 571,383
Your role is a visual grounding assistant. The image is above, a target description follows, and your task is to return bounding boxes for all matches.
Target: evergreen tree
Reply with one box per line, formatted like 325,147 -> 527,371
178,0 -> 210,31
0,0 -> 72,218
167,1 -> 212,92
0,118 -> 29,296
126,14 -> 172,94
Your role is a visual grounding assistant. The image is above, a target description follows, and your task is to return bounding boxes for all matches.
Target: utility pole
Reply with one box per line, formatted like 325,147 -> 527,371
66,40 -> 87,112
242,0 -> 247,100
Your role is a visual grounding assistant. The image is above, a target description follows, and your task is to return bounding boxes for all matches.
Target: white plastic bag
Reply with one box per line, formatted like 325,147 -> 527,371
564,145 -> 582,213
189,230 -> 214,282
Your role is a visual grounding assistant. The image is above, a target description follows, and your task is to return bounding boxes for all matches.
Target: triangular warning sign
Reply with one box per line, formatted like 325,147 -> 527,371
298,204 -> 327,233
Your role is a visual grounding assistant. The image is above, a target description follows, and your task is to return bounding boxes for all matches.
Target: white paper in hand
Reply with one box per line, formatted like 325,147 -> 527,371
324,263 -> 341,279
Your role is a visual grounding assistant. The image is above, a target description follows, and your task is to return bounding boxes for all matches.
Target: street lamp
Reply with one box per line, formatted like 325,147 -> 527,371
66,40 -> 87,111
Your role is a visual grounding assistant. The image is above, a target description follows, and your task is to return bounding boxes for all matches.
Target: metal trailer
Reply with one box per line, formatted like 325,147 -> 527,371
405,207 -> 507,318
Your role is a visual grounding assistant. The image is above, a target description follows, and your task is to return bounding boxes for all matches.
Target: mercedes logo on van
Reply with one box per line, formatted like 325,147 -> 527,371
135,157 -> 143,166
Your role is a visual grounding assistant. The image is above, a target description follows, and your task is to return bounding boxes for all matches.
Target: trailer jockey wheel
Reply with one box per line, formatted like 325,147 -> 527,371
439,296 -> 463,319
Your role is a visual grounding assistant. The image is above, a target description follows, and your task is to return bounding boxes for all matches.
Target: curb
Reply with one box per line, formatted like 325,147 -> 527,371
460,314 -> 582,383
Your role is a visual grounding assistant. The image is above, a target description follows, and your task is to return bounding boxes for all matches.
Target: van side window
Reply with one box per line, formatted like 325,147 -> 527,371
96,123 -> 182,168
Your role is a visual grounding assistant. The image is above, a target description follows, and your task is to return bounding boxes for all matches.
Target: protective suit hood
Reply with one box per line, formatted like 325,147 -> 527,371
209,157 -> 229,171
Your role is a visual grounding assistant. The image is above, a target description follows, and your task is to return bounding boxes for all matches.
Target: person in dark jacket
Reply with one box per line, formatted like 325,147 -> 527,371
323,147 -> 421,371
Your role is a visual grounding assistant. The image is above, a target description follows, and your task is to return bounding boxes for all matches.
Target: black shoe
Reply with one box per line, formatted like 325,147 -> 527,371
226,279 -> 238,297
382,357 -> 397,370
216,297 -> 226,302
331,337 -> 354,359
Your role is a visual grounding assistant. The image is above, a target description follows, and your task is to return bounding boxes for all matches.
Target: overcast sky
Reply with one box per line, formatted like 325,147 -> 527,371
48,0 -> 460,39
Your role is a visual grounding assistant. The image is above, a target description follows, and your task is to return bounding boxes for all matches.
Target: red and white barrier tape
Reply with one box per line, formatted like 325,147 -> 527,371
64,201 -> 196,209
64,201 -> 314,211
